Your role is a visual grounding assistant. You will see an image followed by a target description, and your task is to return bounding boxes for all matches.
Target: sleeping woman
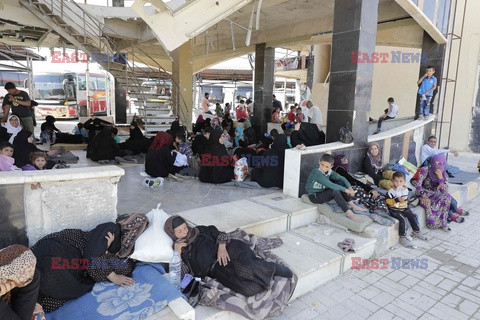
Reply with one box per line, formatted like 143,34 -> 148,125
31,222 -> 136,312
164,216 -> 293,297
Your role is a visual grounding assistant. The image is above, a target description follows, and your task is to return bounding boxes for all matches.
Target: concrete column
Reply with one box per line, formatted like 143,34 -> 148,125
416,32 -> 445,120
172,40 -> 194,128
114,79 -> 127,124
327,0 -> 379,170
313,44 -> 331,84
253,43 -> 275,136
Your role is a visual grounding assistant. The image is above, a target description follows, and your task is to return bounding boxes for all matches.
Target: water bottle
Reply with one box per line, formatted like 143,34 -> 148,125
169,251 -> 181,289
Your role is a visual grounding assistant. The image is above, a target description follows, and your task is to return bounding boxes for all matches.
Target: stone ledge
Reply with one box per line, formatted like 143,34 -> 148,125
367,115 -> 435,142
0,166 -> 124,185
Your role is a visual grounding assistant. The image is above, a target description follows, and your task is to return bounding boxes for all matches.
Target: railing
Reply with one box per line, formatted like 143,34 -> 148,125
34,0 -> 190,125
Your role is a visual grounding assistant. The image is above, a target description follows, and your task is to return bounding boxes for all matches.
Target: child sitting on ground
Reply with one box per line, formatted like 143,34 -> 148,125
74,122 -> 88,141
40,126 -> 56,145
306,153 -> 366,223
111,127 -> 121,144
221,128 -> 233,149
386,171 -> 427,248
0,142 -> 20,171
175,132 -> 193,158
22,152 -> 47,171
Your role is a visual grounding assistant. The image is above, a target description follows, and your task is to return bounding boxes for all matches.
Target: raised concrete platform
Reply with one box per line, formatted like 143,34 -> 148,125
161,172 -> 480,319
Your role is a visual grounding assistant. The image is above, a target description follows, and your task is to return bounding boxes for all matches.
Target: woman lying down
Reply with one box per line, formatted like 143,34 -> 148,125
164,216 -> 293,297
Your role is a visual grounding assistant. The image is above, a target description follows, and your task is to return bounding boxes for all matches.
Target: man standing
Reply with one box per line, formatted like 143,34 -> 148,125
272,95 -> 282,111
1,82 -> 34,133
202,92 -> 212,114
306,101 -> 323,128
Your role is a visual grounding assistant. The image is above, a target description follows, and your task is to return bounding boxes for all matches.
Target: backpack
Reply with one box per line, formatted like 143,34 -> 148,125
339,124 -> 353,143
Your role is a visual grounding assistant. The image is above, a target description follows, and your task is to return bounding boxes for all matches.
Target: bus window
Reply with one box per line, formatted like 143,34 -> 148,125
96,77 -> 106,90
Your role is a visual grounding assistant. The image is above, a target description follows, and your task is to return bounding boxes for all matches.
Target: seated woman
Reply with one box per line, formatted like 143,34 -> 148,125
83,117 -> 105,141
192,127 -> 212,156
363,142 -> 384,185
13,130 -> 56,168
3,115 -> 22,144
31,222 -> 136,312
250,134 -> 288,188
0,245 -> 43,320
119,121 -> 151,154
164,216 -> 292,297
193,115 -> 206,134
199,130 -> 234,184
86,127 -> 127,162
145,131 -> 178,178
415,154 -> 451,231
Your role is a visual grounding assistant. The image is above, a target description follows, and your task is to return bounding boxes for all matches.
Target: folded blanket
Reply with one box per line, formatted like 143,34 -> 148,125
46,263 -> 182,320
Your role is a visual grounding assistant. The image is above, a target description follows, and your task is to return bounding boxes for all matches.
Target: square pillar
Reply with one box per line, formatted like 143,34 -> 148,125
416,32 -> 445,120
253,43 -> 275,136
172,40 -> 194,128
327,0 -> 379,156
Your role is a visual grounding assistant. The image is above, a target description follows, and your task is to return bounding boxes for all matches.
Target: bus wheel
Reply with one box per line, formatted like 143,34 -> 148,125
79,106 -> 87,117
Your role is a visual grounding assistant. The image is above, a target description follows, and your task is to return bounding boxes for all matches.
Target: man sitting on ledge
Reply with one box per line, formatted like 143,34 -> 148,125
420,135 -> 459,177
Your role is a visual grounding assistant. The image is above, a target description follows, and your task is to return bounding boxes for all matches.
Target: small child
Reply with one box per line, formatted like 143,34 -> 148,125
175,132 -> 193,158
40,126 -> 56,145
22,152 -> 47,171
0,142 -> 20,171
111,127 -> 121,144
287,105 -> 296,124
234,127 -> 244,148
373,97 -> 398,134
386,171 -> 427,248
306,154 -> 365,223
221,129 -> 233,149
295,107 -> 304,123
74,123 -> 88,139
417,66 -> 437,120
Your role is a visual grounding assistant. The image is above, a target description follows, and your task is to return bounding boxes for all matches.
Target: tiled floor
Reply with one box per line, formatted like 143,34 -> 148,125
279,195 -> 480,320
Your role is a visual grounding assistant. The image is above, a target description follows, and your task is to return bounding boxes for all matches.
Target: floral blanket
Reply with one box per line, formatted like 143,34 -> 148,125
45,263 -> 182,320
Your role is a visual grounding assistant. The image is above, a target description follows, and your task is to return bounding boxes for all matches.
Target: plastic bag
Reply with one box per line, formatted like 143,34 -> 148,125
234,157 -> 249,182
339,125 -> 354,143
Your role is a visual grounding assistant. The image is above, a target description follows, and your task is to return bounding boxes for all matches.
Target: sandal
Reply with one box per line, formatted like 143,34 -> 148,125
442,227 -> 452,232
337,238 -> 355,253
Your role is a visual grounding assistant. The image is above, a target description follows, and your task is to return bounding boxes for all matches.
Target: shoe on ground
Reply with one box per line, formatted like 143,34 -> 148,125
442,226 -> 452,232
399,238 -> 415,249
412,232 -> 427,241
418,116 -> 424,120
373,129 -> 380,134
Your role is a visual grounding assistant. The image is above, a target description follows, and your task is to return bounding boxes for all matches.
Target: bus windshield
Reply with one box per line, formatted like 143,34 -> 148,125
33,74 -> 66,100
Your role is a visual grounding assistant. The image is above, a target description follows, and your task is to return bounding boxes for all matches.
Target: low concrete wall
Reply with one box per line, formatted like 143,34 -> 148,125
284,117 -> 435,198
0,166 -> 124,246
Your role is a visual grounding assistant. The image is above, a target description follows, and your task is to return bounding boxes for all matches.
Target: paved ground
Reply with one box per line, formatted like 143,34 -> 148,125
278,191 -> 480,320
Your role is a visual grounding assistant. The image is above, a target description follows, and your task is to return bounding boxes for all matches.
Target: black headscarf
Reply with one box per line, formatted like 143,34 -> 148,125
253,134 -> 288,188
12,130 -> 38,167
128,122 -> 144,141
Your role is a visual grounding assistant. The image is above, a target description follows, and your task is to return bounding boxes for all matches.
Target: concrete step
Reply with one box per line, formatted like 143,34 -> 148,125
129,92 -> 160,100
145,101 -> 168,108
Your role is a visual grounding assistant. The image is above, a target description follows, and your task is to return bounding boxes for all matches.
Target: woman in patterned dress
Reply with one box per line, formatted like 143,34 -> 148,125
415,153 -> 451,230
